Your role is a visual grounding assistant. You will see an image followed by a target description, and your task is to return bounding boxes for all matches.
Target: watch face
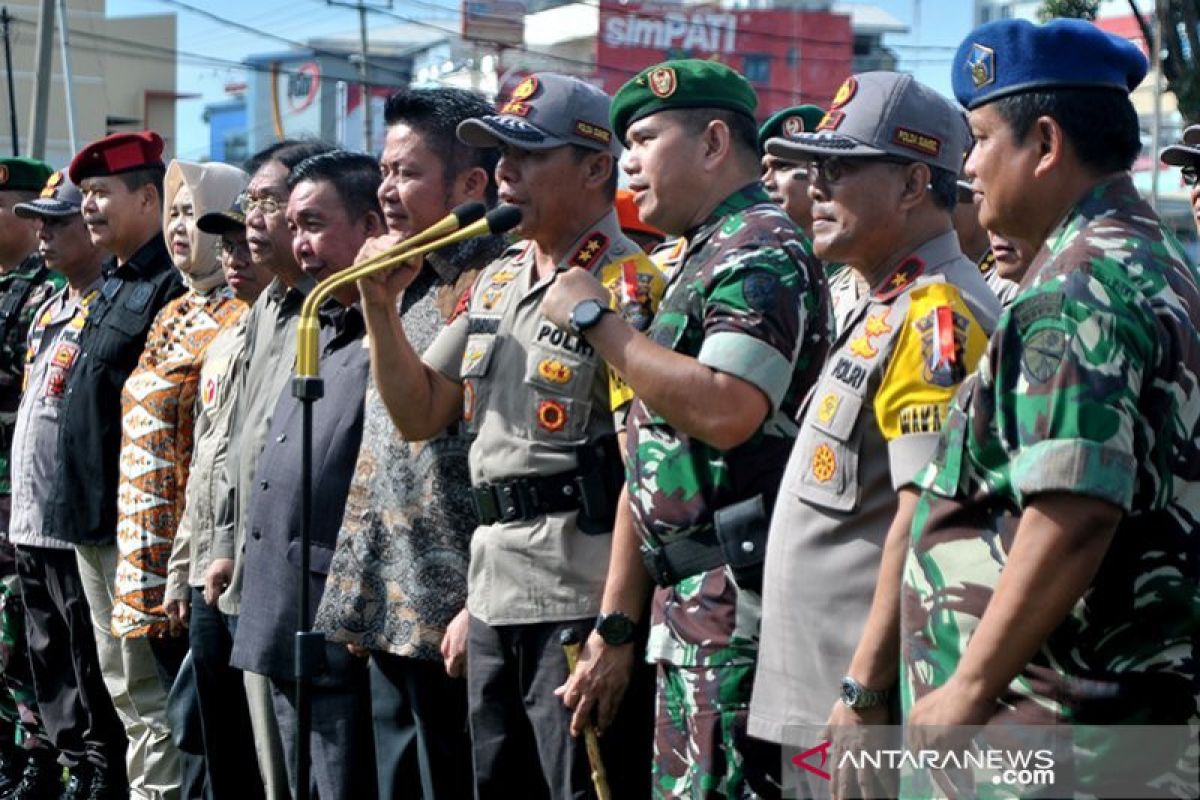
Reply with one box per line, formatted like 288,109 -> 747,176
598,613 -> 634,644
841,678 -> 860,706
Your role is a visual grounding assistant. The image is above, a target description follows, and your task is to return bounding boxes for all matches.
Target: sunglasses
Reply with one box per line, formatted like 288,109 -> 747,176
806,155 -> 917,185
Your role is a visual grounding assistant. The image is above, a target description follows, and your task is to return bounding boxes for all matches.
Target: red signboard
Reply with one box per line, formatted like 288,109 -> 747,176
595,0 -> 854,118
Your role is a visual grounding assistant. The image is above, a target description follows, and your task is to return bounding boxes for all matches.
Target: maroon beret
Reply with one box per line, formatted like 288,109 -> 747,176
68,130 -> 165,184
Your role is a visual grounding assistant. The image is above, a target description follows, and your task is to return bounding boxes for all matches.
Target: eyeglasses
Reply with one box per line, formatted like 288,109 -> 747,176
239,194 -> 283,215
806,155 -> 916,185
1183,165 -> 1199,187
216,238 -> 250,258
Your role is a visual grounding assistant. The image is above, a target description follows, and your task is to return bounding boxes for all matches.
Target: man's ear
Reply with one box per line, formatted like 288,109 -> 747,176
582,151 -> 614,191
364,210 -> 385,237
456,166 -> 490,203
141,183 -> 161,216
1032,115 -> 1065,179
701,119 -> 733,171
898,162 -> 932,209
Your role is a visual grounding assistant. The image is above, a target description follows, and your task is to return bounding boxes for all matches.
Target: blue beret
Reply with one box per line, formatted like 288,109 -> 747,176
953,18 -> 1148,110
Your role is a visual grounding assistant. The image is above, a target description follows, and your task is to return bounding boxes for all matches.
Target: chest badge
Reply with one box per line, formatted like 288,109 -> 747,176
848,335 -> 877,359
536,399 -> 567,432
537,358 -> 573,385
863,310 -> 892,338
812,444 -> 837,483
816,393 -> 840,425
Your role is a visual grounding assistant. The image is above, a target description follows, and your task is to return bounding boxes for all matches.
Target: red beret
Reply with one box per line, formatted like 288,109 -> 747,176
68,130 -> 165,184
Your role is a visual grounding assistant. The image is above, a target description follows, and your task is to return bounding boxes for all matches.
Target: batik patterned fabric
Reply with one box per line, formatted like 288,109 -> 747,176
902,175 -> 1200,726
111,286 -> 241,638
315,241 -> 500,659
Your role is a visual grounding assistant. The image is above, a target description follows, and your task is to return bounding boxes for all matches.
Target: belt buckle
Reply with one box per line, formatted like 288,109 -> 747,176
496,482 -> 524,523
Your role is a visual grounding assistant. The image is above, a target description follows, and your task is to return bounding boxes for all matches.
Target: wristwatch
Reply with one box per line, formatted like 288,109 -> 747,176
594,611 -> 636,646
568,298 -> 611,335
840,676 -> 891,710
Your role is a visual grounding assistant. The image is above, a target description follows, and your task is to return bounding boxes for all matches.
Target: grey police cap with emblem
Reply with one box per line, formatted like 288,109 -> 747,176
14,170 -> 83,219
457,73 -> 619,155
766,71 -> 969,175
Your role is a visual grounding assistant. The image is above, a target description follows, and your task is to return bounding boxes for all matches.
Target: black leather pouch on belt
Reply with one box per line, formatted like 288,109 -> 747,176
641,495 -> 769,591
573,434 -> 624,535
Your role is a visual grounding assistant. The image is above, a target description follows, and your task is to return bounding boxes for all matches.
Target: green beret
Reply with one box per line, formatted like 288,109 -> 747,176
610,59 -> 758,143
757,105 -> 826,153
0,157 -> 53,192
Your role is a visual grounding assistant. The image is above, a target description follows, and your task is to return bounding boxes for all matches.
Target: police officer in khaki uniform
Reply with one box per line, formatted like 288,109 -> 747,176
362,72 -> 662,798
746,72 -> 1002,795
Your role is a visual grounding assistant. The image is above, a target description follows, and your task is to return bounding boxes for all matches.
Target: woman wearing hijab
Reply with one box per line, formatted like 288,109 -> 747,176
109,159 -> 247,799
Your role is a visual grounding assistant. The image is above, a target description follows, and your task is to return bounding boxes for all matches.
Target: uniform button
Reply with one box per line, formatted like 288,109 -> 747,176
259,480 -> 269,491
276,434 -> 286,443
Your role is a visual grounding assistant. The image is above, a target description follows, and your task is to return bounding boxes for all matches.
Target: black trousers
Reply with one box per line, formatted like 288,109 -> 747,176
270,641 -> 376,800
369,650 -> 472,799
466,616 -> 653,800
13,545 -> 125,773
146,634 -> 207,800
188,587 -> 263,800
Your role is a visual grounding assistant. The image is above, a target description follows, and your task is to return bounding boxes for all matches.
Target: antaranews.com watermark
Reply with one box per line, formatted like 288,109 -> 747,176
780,724 -> 1199,799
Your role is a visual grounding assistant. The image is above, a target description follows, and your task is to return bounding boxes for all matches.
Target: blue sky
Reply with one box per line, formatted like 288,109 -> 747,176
108,0 -> 976,160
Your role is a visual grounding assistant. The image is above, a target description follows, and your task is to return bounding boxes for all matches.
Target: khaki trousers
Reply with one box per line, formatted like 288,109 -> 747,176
75,543 -> 180,800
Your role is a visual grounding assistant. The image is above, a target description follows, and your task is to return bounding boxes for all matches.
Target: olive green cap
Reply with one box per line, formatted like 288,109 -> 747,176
610,59 -> 758,143
757,105 -> 826,153
0,157 -> 53,192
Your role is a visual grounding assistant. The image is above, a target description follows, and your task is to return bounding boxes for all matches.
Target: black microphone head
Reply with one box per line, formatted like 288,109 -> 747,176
451,201 -> 486,228
486,205 -> 522,235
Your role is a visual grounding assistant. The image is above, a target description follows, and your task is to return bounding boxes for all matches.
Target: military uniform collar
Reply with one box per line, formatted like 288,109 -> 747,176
50,275 -> 103,324
684,182 -> 770,246
1025,173 -> 1140,290
112,233 -> 170,279
4,250 -> 45,278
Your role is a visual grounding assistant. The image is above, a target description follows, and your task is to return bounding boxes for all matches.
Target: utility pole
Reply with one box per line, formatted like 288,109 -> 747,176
357,0 -> 371,153
27,0 -> 55,159
56,0 -> 77,155
2,8 -> 18,155
328,0 -> 391,153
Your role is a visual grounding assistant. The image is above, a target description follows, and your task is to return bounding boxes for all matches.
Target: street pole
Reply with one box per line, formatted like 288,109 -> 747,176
2,8 -> 19,155
55,0 -> 77,155
357,0 -> 371,152
27,0 -> 55,159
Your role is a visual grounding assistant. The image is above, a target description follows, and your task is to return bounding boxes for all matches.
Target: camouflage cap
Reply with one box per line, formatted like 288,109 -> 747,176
765,72 -> 969,175
13,170 -> 82,218
0,156 -> 54,193
610,59 -> 758,143
757,105 -> 826,153
457,73 -> 618,154
196,194 -> 246,236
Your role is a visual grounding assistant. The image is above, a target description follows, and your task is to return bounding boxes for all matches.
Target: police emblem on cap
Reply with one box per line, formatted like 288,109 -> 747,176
648,67 -> 677,99
512,76 -> 539,101
782,115 -> 805,138
41,171 -> 62,198
0,165 -> 8,185
830,77 -> 858,110
967,43 -> 995,89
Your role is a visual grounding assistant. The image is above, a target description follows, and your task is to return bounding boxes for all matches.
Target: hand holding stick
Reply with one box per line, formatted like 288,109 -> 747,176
560,628 -> 612,800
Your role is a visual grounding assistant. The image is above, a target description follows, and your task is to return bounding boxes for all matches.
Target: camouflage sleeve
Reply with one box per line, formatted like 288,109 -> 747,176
695,246 -> 802,412
876,282 -> 991,488
422,311 -> 469,382
991,272 -> 1150,510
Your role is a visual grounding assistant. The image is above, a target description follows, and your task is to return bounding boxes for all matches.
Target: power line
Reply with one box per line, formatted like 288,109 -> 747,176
151,0 -> 412,82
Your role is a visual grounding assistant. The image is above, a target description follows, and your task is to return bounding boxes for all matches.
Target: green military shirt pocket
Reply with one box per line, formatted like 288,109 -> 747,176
524,343 -> 595,443
787,381 -> 864,512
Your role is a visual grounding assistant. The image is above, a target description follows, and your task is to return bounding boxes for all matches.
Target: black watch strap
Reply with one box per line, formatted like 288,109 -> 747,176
594,611 -> 636,646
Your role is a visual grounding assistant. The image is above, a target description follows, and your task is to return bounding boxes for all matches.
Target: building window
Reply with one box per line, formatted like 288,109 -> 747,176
744,54 -> 770,83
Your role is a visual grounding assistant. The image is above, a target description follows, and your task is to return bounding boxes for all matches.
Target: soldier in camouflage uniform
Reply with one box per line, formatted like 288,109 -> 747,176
901,18 -> 1200,794
546,60 -> 830,798
0,159 -> 64,793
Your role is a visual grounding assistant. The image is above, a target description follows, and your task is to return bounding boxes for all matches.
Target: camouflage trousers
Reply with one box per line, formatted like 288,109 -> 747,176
0,568 -> 49,750
653,662 -> 781,799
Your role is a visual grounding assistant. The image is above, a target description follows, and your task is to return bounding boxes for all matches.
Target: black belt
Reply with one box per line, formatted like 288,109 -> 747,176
472,471 -> 583,525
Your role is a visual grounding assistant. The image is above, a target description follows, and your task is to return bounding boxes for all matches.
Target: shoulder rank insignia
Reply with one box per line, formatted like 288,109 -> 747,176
873,256 -> 925,301
863,310 -> 892,338
569,232 -> 609,269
